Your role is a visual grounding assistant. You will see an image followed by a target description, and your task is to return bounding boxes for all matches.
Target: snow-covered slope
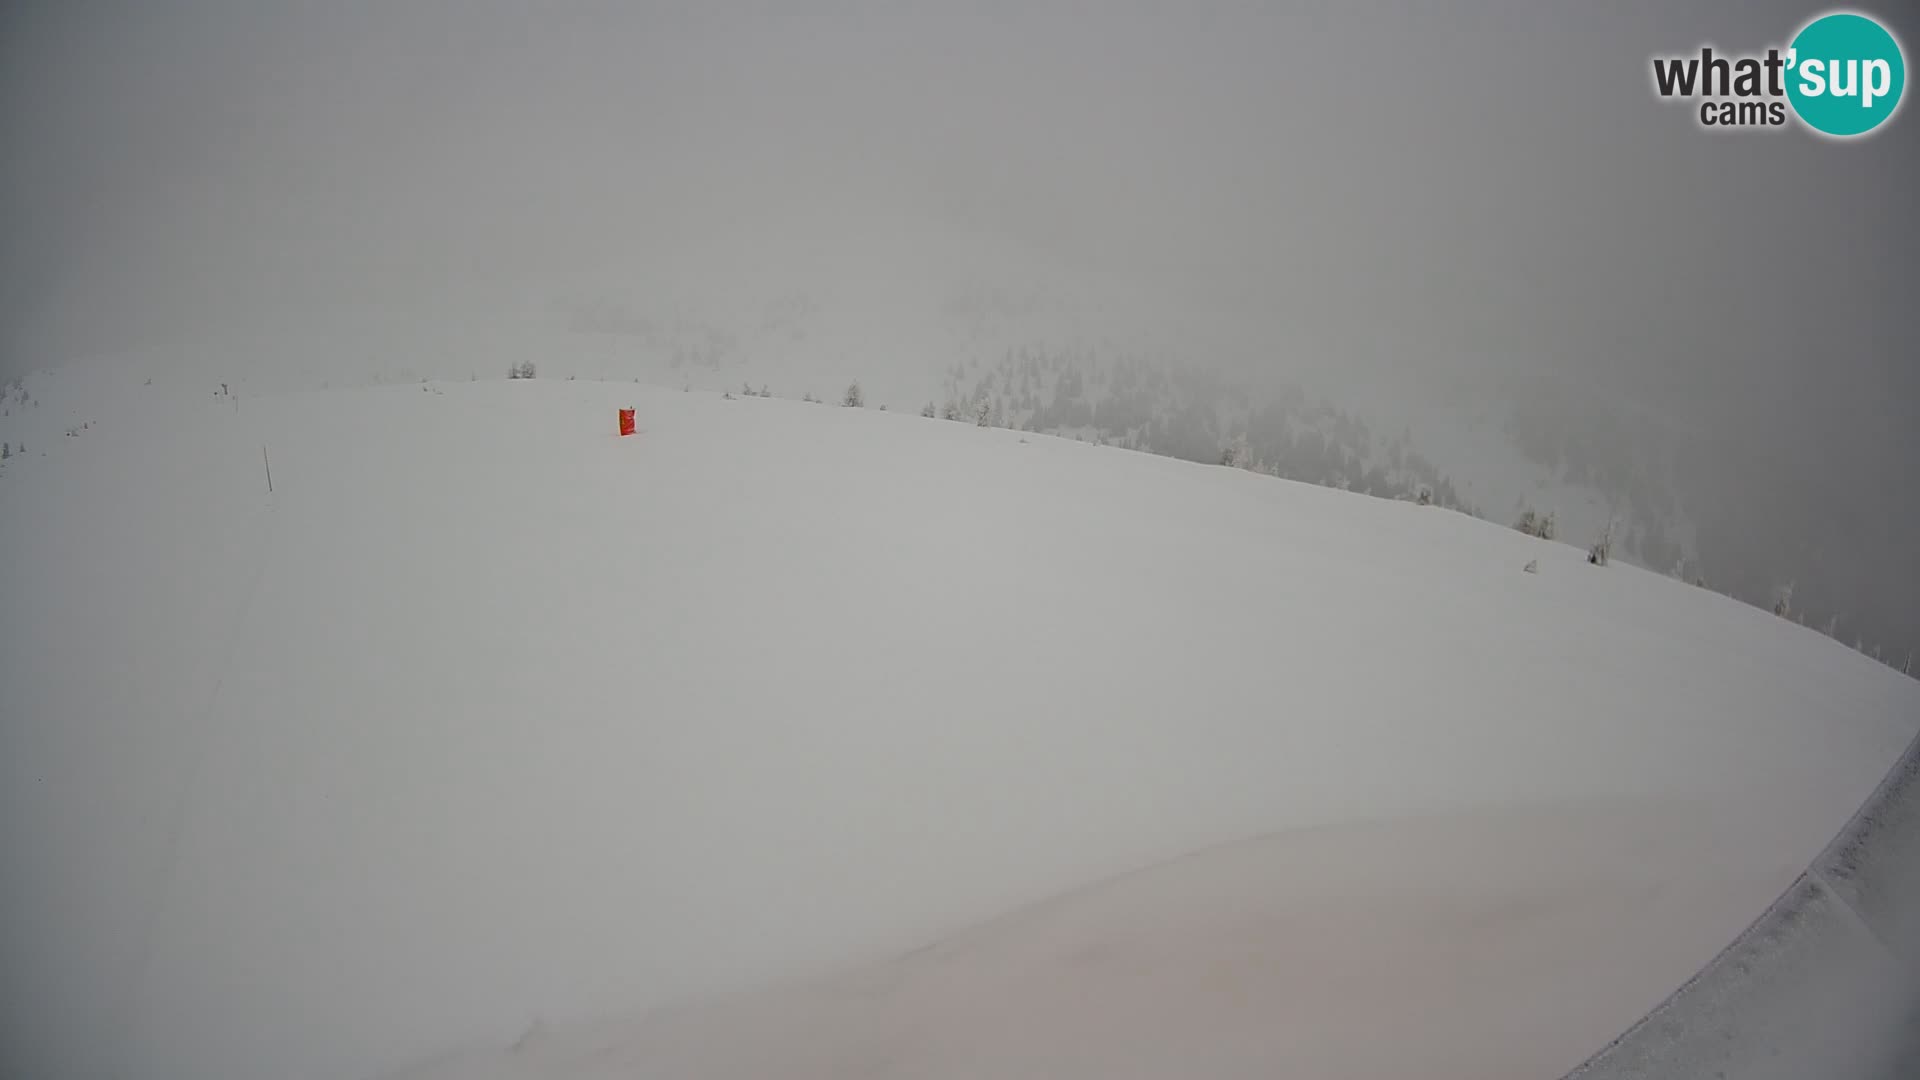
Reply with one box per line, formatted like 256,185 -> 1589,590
1,371 -> 1914,1080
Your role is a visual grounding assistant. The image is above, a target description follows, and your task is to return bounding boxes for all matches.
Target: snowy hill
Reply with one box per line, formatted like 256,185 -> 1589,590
10,255 -> 1812,651
1,370 -> 1914,1080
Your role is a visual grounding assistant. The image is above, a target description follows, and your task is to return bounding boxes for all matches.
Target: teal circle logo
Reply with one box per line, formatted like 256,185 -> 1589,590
1786,12 -> 1906,137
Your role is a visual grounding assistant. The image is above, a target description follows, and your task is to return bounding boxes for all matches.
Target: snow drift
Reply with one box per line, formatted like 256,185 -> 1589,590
1,371 -> 1914,1080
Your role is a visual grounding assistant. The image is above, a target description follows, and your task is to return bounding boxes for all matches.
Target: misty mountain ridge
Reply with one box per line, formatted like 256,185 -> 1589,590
4,268 -> 1908,672
544,280 -> 1900,669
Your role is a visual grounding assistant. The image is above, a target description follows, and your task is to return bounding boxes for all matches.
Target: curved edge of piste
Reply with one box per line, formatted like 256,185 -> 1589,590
1561,726 -> 1920,1080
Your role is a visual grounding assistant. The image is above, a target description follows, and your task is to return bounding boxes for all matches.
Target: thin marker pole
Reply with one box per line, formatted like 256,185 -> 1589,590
263,444 -> 273,493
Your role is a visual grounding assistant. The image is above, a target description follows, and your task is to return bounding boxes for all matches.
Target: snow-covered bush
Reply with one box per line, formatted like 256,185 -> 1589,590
1588,519 -> 1615,566
1514,507 -> 1556,540
921,402 -> 936,418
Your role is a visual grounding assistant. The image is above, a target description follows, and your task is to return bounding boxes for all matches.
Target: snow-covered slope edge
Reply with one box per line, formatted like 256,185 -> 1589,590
1,373 -> 1914,1080
1563,728 -> 1920,1080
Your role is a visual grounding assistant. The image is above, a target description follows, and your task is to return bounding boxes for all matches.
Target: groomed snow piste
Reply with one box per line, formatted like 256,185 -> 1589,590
1,372 -> 1914,1080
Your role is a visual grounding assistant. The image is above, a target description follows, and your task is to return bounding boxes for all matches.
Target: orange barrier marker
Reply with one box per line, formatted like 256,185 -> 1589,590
618,408 -> 636,436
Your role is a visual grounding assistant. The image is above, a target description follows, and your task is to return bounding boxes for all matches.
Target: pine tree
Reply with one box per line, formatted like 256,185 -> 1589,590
1220,435 -> 1251,469
843,382 -> 864,408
